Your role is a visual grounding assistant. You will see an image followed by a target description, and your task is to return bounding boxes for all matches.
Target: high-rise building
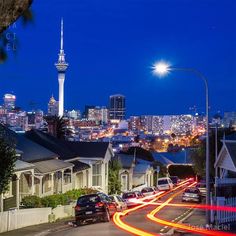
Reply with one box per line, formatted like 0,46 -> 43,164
48,95 -> 58,116
88,106 -> 108,124
109,94 -> 125,120
3,94 -> 16,111
55,19 -> 69,117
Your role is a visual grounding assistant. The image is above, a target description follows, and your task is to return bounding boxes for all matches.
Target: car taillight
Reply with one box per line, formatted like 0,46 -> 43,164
75,205 -> 81,211
95,202 -> 104,208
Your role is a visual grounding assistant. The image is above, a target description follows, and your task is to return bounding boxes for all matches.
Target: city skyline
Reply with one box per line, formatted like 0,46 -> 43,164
1,0 -> 235,116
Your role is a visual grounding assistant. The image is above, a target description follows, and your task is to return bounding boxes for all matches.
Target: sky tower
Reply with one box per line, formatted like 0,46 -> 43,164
55,18 -> 68,117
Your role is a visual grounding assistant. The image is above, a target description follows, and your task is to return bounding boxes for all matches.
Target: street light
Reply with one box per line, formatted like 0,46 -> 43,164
153,61 -> 210,224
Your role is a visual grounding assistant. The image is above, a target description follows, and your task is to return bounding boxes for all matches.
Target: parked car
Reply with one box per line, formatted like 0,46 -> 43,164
75,193 -> 117,226
141,187 -> 158,197
122,191 -> 144,207
169,176 -> 180,186
109,195 -> 127,212
157,177 -> 174,191
182,187 -> 202,203
196,182 -> 206,197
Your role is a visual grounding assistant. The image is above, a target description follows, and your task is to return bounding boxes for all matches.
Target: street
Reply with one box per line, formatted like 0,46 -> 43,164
50,182 -> 202,236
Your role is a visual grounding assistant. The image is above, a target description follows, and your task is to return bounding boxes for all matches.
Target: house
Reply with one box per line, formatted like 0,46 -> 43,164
215,133 -> 236,198
214,133 -> 236,224
2,129 -> 75,211
25,130 -> 114,193
117,154 -> 154,191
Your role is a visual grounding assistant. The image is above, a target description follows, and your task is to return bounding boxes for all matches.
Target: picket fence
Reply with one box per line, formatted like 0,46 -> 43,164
216,197 -> 236,224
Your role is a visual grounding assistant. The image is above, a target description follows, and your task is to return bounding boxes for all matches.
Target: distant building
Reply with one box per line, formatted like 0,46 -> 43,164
48,95 -> 58,116
66,109 -> 81,119
83,105 -> 95,119
109,94 -> 125,120
129,116 -> 141,131
223,112 -> 236,129
88,106 -> 108,124
4,93 -> 16,111
140,114 -> 195,136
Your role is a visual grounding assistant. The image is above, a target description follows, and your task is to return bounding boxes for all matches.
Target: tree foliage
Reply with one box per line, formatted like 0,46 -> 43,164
0,137 -> 16,194
0,0 -> 33,62
108,157 -> 122,195
189,128 -> 235,178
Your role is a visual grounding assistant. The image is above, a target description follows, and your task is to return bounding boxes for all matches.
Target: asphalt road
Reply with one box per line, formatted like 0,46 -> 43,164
49,184 -> 199,236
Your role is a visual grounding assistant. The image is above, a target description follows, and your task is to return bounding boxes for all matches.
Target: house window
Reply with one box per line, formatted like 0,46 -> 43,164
92,163 -> 102,186
3,181 -> 13,199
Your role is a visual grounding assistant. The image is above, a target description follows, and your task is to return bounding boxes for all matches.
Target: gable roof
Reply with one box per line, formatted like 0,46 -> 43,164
225,142 -> 236,167
25,130 -> 111,160
14,160 -> 35,171
117,154 -> 135,169
16,134 -> 59,162
70,160 -> 90,172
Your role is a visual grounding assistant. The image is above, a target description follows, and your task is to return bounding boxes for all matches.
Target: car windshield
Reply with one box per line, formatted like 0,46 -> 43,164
158,179 -> 168,185
141,188 -> 153,193
185,188 -> 199,194
77,195 -> 100,204
123,192 -> 136,199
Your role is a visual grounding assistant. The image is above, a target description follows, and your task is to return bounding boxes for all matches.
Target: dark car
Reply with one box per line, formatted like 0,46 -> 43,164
75,193 -> 117,226
169,176 -> 180,186
182,187 -> 202,203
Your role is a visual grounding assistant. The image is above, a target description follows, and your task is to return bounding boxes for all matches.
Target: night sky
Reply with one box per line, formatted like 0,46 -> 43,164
1,0 -> 236,116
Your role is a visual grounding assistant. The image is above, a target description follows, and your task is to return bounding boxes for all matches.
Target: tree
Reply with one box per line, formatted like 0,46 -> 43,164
108,157 -> 122,195
189,128 -> 235,178
0,0 -> 33,62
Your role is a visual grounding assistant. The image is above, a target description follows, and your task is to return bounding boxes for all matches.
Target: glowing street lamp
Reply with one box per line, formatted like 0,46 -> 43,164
153,61 -> 210,224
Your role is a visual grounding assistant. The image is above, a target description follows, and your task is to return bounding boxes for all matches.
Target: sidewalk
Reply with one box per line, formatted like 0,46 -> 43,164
0,217 -> 74,236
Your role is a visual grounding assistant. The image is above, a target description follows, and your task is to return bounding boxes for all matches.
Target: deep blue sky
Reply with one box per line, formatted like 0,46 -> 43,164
1,0 -> 236,116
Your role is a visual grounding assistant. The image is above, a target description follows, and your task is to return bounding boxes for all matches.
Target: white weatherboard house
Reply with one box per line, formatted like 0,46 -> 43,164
117,154 -> 154,191
214,133 -> 236,224
1,126 -> 114,211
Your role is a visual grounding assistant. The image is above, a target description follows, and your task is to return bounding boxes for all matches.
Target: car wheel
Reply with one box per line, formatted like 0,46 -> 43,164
103,208 -> 110,222
76,220 -> 82,226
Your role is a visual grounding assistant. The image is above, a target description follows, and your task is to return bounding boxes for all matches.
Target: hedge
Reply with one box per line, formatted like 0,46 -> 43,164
21,188 -> 97,209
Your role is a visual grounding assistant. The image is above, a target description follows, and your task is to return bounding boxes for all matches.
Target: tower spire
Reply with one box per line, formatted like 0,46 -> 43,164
55,18 -> 69,117
60,18 -> 63,52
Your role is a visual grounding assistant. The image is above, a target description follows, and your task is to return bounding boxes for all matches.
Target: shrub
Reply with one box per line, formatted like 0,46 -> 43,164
21,195 -> 42,208
21,188 -> 98,208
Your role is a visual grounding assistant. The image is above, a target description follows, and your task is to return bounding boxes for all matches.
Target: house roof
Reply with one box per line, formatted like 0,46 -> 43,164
26,130 -> 111,160
225,142 -> 236,167
133,163 -> 151,174
16,134 -> 59,162
70,160 -> 90,172
14,160 -> 35,171
116,154 -> 135,169
33,159 -> 74,174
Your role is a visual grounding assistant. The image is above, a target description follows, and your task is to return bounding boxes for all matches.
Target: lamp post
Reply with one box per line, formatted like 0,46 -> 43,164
153,62 -> 210,224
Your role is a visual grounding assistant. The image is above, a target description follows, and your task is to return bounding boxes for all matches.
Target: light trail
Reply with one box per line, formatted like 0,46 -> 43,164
113,179 -> 191,236
147,182 -> 236,236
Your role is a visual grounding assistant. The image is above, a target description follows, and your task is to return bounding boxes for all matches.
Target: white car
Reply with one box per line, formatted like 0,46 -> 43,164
122,191 -> 144,207
109,195 -> 127,212
157,177 -> 174,191
141,187 -> 158,197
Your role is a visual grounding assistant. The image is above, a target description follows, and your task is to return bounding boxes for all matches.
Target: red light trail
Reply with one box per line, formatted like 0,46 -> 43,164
113,179 -> 236,236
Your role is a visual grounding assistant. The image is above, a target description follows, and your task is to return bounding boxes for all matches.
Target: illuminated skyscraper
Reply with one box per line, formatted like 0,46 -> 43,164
3,93 -> 16,111
109,94 -> 125,120
55,19 -> 68,117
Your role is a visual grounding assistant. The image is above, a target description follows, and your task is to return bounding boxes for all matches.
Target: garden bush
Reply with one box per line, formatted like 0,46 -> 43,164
21,188 -> 98,208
